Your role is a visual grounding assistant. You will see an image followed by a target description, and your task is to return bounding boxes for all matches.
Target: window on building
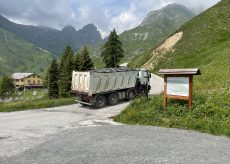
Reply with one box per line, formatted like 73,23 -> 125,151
16,79 -> 19,82
33,80 -> 35,84
33,75 -> 35,78
21,79 -> 24,82
38,80 -> 40,84
28,80 -> 30,83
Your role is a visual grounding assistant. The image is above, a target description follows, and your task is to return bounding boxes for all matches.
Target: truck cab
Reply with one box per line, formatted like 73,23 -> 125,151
138,69 -> 151,85
137,69 -> 151,95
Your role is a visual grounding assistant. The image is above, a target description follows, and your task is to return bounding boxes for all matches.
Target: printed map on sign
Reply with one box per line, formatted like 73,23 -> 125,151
167,77 -> 189,96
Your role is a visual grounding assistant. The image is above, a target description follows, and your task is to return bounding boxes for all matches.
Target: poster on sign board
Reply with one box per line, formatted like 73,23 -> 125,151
166,77 -> 189,97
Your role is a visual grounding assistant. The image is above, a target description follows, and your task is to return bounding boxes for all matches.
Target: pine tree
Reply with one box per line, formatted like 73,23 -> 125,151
0,75 -> 14,100
58,46 -> 74,97
80,46 -> 94,71
47,58 -> 59,99
101,29 -> 124,67
74,52 -> 82,71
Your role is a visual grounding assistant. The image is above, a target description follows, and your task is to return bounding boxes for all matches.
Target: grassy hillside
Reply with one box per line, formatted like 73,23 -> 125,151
130,0 -> 230,108
115,0 -> 230,136
121,3 -> 194,62
0,28 -> 52,76
152,0 -> 230,107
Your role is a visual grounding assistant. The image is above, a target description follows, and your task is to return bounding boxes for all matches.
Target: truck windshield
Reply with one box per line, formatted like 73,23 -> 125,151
143,71 -> 148,78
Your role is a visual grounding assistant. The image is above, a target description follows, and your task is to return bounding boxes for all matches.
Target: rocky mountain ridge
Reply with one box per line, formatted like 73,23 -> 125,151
0,15 -> 102,55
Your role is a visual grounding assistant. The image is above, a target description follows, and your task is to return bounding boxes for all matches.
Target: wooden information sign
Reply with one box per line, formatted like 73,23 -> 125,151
158,69 -> 201,111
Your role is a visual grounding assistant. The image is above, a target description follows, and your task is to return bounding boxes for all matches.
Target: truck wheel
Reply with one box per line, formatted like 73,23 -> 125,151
95,95 -> 106,108
108,93 -> 119,105
126,89 -> 135,100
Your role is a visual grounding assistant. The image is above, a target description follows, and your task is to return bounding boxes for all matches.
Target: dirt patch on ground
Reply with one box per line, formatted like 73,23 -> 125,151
144,31 -> 183,70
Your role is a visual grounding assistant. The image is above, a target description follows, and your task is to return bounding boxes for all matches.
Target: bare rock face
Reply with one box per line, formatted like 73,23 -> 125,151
155,31 -> 183,53
144,31 -> 183,70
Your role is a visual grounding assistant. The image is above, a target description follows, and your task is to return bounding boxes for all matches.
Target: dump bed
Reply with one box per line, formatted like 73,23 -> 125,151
71,68 -> 138,96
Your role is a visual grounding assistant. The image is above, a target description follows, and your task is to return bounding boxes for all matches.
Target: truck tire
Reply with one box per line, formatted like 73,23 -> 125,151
108,93 -> 119,105
126,89 -> 135,100
95,95 -> 106,108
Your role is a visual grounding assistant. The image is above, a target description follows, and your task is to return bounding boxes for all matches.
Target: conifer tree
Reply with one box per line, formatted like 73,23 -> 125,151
101,29 -> 124,67
58,46 -> 74,97
0,75 -> 14,100
47,58 -> 59,98
80,46 -> 94,71
74,52 -> 82,71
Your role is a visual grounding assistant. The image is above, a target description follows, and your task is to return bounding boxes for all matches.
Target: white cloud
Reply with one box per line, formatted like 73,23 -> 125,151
0,0 -> 221,38
109,3 -> 140,34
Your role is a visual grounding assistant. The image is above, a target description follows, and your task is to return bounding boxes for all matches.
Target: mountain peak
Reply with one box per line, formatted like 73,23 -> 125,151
140,3 -> 194,27
82,23 -> 97,31
162,3 -> 194,15
163,3 -> 186,9
61,25 -> 76,33
77,23 -> 102,44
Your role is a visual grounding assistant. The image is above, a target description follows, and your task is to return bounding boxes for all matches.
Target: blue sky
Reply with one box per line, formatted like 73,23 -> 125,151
0,0 -> 220,38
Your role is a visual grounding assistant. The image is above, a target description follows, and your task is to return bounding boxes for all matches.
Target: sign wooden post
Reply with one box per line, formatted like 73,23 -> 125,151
158,69 -> 201,111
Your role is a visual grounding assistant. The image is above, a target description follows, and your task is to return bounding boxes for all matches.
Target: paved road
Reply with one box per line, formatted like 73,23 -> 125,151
0,74 -> 163,158
1,74 -> 229,163
2,126 -> 230,164
0,103 -> 126,158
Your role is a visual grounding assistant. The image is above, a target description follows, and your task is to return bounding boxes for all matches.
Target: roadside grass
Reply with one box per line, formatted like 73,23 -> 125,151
114,95 -> 230,137
12,89 -> 46,99
0,97 -> 76,112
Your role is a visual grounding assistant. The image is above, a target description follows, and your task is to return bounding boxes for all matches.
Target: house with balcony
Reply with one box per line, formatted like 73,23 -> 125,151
11,73 -> 43,89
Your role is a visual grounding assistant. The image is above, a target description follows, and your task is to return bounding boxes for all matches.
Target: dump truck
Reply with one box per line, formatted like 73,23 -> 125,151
71,67 -> 151,108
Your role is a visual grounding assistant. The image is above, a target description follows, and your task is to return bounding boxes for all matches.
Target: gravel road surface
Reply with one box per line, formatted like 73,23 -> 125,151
1,74 -> 229,163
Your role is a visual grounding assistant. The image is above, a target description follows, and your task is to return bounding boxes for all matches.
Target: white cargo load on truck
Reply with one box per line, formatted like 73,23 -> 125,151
71,68 -> 138,96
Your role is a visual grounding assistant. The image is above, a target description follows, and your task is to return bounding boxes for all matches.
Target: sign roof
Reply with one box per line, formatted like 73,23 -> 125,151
158,68 -> 201,75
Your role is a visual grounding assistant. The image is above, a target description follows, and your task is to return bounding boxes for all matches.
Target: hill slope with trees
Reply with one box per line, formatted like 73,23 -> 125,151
0,28 -> 52,75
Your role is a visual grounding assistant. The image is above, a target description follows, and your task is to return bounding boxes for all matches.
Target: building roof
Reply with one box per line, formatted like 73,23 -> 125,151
11,73 -> 34,79
158,68 -> 201,75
